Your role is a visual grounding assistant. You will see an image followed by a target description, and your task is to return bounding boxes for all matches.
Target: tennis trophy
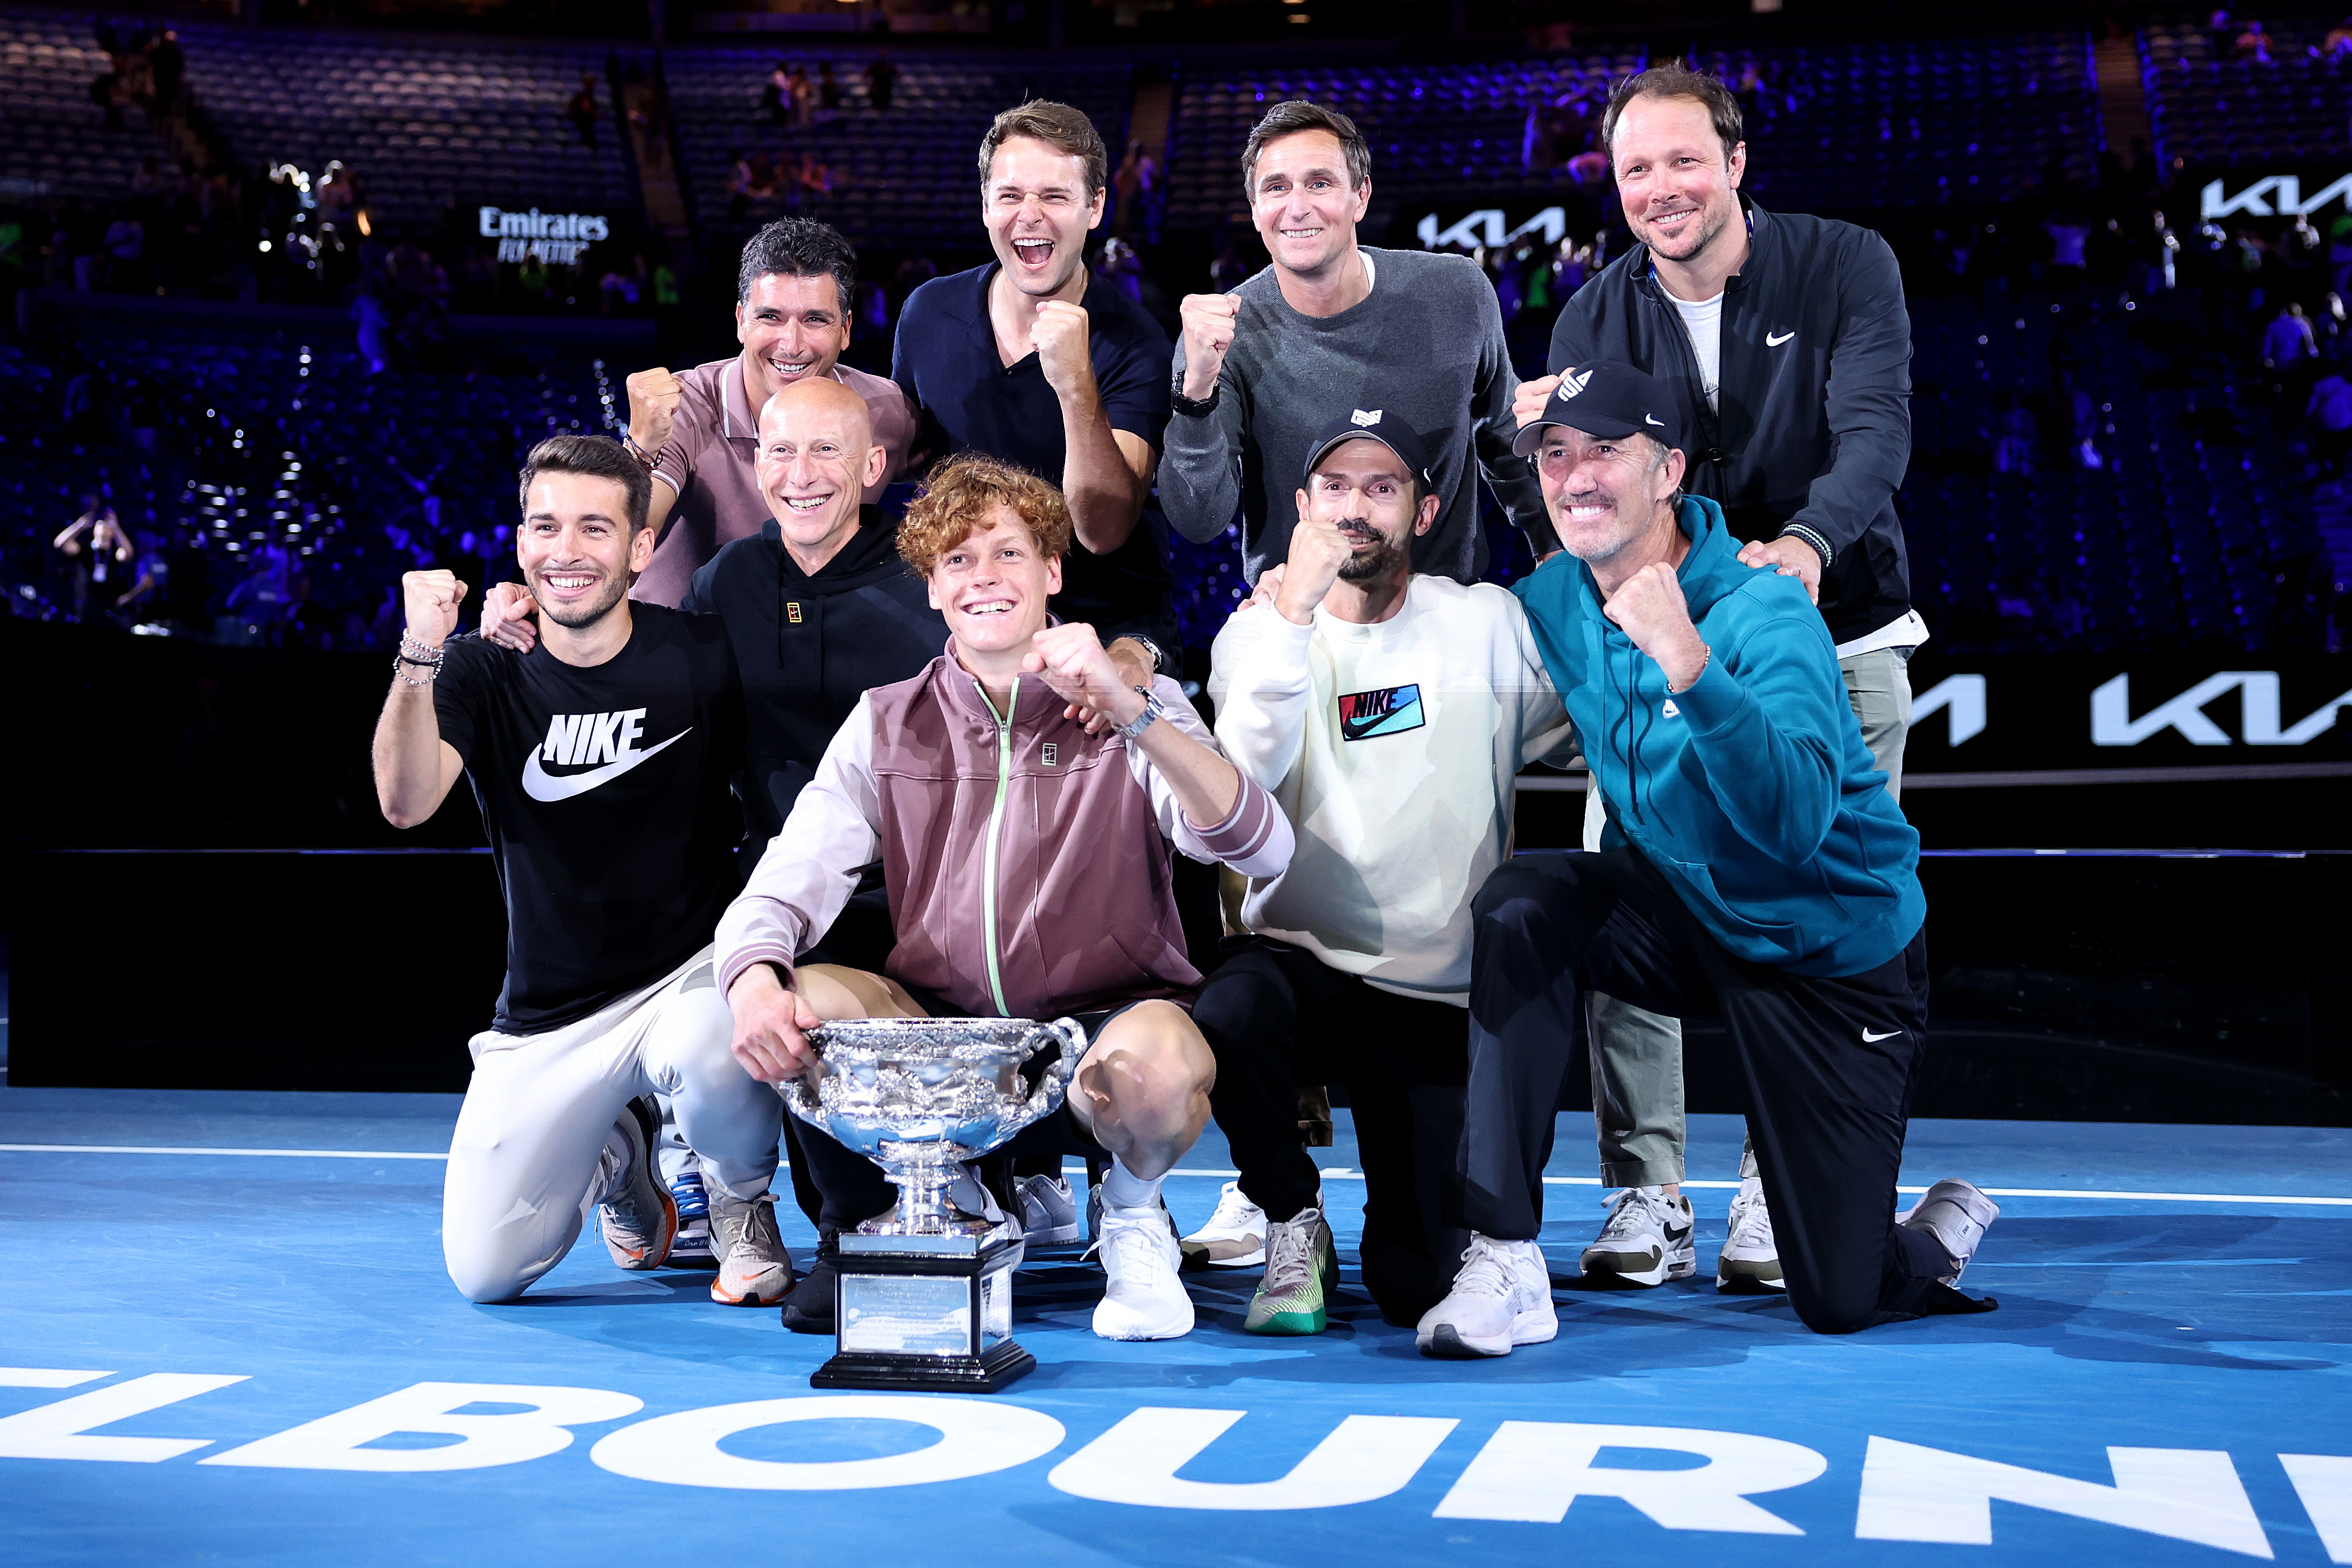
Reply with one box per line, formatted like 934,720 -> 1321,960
782,1015 -> 1087,1392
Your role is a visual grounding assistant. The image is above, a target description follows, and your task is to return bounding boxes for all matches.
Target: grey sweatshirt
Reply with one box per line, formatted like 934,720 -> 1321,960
1162,246 -> 1553,585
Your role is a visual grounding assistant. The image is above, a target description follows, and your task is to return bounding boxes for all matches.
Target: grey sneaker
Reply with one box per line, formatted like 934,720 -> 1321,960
595,1097 -> 677,1271
709,1189 -> 795,1306
1243,1207 -> 1338,1334
1899,1179 -> 2000,1285
1017,1173 -> 1083,1248
1180,1180 -> 1268,1270
1716,1177 -> 1785,1292
1579,1186 -> 1695,1287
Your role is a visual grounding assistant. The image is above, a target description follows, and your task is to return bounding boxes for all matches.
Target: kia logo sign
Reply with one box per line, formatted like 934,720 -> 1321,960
2091,672 -> 2352,746
1416,206 -> 1567,251
2199,174 -> 2352,220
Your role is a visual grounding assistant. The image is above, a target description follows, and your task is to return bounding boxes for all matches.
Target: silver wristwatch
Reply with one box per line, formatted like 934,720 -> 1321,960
1114,686 -> 1166,741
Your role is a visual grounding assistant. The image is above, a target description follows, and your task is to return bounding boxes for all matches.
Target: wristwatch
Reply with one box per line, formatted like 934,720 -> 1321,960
1124,633 -> 1172,677
1169,380 -> 1220,419
1114,686 -> 1167,741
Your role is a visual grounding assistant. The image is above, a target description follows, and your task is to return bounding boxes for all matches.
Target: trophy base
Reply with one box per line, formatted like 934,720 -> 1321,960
811,1338 -> 1037,1393
814,1233 -> 1034,1393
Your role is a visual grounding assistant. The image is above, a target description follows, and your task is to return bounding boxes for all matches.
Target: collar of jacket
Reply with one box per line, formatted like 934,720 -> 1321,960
759,505 -> 902,595
1637,194 -> 1771,301
931,632 -> 1076,737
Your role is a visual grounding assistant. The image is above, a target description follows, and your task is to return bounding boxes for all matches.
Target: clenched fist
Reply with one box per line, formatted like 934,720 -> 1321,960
479,579 -> 542,652
401,569 -> 469,650
625,365 -> 684,455
1178,293 -> 1240,402
1032,300 -> 1097,405
1273,517 -> 1355,626
1024,621 -> 1144,731
1602,562 -> 1710,692
1513,372 -> 1564,431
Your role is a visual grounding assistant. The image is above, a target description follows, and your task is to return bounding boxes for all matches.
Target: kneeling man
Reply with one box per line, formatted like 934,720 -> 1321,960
1428,365 -> 1998,1352
717,453 -> 1292,1340
373,435 -> 792,1306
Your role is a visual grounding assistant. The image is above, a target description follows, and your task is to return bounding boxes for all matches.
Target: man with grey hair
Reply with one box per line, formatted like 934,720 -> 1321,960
623,217 -> 915,608
1161,99 -> 1553,585
1510,60 -> 1924,1300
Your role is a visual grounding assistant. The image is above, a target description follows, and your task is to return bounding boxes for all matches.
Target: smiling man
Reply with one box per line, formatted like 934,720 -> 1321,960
625,219 -> 915,608
371,434 -> 794,1311
1423,364 -> 1994,1355
678,375 -> 947,1317
1510,61 -> 1925,1296
890,100 -> 1179,680
1161,100 -> 1552,586
1193,409 -> 1576,1338
716,454 -> 1293,1343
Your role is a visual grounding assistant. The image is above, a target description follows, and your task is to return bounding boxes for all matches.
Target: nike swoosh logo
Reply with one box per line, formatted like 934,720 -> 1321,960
1862,1027 -> 1902,1042
1645,414 -> 1665,426
520,729 -> 690,802
1767,330 -> 1796,347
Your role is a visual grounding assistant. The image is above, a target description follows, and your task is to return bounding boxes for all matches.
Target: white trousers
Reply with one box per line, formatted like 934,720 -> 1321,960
441,946 -> 781,1303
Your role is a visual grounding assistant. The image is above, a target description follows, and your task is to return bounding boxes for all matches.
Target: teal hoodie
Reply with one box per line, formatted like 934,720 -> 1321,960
1512,495 -> 1925,978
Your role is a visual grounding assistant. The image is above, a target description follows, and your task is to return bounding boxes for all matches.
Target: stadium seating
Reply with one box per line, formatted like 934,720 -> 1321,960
169,21 -> 638,241
2139,17 -> 2352,170
0,11 -> 184,206
1690,33 -> 2102,213
1161,51 -> 1643,234
662,45 -> 1135,248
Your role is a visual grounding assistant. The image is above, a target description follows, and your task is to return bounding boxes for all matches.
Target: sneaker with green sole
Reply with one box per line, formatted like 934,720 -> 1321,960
1244,1207 -> 1339,1335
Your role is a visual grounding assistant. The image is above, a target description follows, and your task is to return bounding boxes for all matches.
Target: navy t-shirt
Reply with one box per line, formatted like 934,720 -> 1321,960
892,263 -> 1176,649
432,604 -> 745,1034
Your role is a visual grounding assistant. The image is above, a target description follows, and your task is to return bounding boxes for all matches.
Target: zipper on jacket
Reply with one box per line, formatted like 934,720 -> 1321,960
974,676 -> 1017,1017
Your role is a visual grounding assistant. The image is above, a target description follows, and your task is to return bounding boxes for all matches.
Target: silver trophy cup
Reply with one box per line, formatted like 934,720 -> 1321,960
782,1015 -> 1086,1391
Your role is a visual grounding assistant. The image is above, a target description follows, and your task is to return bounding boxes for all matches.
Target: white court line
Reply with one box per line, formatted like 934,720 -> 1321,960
7,1145 -> 2351,1207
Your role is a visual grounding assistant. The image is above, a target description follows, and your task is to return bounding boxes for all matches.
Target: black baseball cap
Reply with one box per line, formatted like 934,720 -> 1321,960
1511,361 -> 1683,457
1300,408 -> 1436,489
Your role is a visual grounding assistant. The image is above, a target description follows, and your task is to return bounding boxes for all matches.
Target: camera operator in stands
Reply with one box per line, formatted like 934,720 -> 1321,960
1510,60 -> 1924,1298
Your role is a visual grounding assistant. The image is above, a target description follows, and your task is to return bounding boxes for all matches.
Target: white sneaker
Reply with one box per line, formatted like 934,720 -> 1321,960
1578,1185 -> 1695,1287
1899,1179 -> 2000,1285
1416,1234 -> 1557,1358
1017,1174 -> 1083,1248
1179,1180 -> 1268,1270
709,1189 -> 795,1306
1716,1177 -> 1785,1292
1091,1201 -> 1195,1340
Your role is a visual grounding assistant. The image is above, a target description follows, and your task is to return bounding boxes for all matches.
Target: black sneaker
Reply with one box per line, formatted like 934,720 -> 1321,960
780,1227 -> 840,1334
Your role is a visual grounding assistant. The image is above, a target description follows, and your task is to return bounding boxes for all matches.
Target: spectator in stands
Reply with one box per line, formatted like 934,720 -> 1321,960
1164,100 -> 1552,587
819,60 -> 842,114
764,62 -> 792,126
2265,300 -> 2320,368
788,63 -> 816,128
893,99 -> 1181,673
52,496 -> 131,622
115,533 -> 169,626
90,64 -> 128,132
568,75 -> 601,149
2307,365 -> 2352,474
2324,17 -> 2352,57
2232,19 -> 2275,61
515,219 -> 913,611
797,151 -> 834,206
1512,59 -> 1925,1298
147,28 -> 183,110
864,50 -> 897,112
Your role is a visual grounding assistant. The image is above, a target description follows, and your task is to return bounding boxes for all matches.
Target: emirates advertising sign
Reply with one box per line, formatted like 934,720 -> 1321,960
476,205 -> 613,266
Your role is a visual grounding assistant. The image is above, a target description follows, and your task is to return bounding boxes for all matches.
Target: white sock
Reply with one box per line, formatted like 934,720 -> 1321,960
1098,1156 -> 1162,1214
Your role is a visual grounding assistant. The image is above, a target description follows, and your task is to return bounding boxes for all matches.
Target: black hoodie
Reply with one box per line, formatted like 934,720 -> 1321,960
682,506 -> 944,844
1548,198 -> 1915,646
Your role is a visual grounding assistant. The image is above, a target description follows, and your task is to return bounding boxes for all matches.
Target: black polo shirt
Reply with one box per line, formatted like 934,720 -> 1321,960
891,262 -> 1177,652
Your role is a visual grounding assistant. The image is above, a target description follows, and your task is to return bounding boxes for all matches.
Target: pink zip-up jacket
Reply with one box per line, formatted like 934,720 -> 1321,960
716,648 -> 1293,1019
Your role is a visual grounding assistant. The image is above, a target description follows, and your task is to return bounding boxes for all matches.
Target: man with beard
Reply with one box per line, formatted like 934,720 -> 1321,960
371,435 -> 793,1309
1189,411 -> 1576,1335
1511,61 -> 1924,1294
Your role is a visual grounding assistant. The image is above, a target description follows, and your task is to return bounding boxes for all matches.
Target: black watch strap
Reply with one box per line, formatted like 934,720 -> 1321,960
1170,382 -> 1220,419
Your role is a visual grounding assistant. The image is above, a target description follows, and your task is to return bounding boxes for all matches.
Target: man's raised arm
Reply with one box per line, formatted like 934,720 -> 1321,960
372,569 -> 470,829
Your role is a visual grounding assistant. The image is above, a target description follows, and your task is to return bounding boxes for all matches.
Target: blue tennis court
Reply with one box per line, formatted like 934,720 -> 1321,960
3,1084 -> 2347,1567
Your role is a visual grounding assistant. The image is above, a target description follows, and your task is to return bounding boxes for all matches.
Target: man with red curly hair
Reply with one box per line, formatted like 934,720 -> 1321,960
717,454 -> 1293,1343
